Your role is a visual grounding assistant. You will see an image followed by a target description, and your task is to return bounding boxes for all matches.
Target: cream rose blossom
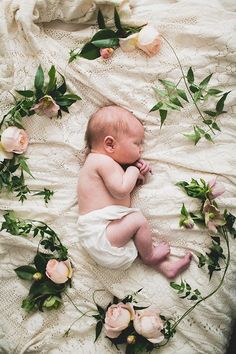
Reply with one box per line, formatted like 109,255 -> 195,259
119,25 -> 161,56
133,310 -> 164,344
1,126 -> 29,154
136,25 -> 161,56
46,259 -> 73,284
104,302 -> 135,338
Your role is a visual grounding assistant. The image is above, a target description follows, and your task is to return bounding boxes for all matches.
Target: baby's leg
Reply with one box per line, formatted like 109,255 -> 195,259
155,253 -> 192,279
106,211 -> 170,265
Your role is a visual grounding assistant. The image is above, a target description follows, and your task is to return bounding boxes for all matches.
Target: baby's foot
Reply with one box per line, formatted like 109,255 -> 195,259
150,242 -> 170,263
159,252 -> 192,279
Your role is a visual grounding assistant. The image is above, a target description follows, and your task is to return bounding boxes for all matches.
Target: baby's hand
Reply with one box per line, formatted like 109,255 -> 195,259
135,159 -> 152,176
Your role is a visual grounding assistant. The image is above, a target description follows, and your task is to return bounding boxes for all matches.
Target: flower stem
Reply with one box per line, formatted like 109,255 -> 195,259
161,35 -> 214,135
170,228 -> 230,333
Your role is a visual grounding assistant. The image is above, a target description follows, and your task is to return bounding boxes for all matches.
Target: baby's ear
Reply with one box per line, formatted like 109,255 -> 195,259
104,135 -> 116,153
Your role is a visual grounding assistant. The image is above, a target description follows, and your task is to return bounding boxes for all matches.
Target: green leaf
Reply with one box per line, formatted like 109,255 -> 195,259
184,126 -> 201,145
34,65 -> 44,91
94,321 -> 103,342
177,89 -> 189,102
207,88 -> 222,95
17,157 -> 34,177
189,84 -> 199,93
181,203 -> 189,217
149,102 -> 163,112
187,67 -> 194,84
212,122 -> 221,131
15,90 -> 34,98
46,65 -> 57,93
91,29 -> 118,42
114,8 -> 122,31
14,265 -> 36,280
91,38 -> 119,48
170,282 -> 180,290
62,94 -> 81,101
22,298 -> 36,312
203,110 -> 217,117
159,79 -> 176,88
169,96 -> 183,108
29,279 -> 64,297
160,109 -> 167,127
57,74 -> 67,94
34,253 -> 51,273
216,91 -> 230,113
79,43 -> 100,60
199,73 -> 212,88
204,133 -> 214,142
97,9 -> 106,29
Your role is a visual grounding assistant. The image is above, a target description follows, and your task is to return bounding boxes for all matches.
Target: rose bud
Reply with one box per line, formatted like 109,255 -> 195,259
32,272 -> 42,281
127,335 -> 136,344
46,259 -> 73,284
100,48 -> 114,59
31,95 -> 60,118
1,126 -> 29,154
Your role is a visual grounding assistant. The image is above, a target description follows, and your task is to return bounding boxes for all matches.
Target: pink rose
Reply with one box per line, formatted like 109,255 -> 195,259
119,25 -> 161,57
31,95 -> 60,118
1,126 -> 29,154
136,25 -> 161,56
100,48 -> 114,59
46,259 -> 73,284
133,310 -> 164,344
104,302 -> 135,338
207,178 -> 225,200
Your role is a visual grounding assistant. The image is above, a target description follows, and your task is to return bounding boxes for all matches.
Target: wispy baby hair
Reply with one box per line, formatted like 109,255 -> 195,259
85,105 -> 138,150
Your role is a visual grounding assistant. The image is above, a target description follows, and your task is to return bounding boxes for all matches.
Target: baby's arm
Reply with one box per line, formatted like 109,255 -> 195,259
97,157 -> 139,199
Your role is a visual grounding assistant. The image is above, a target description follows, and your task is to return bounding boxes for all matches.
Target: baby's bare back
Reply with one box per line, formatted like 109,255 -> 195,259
77,154 -> 131,215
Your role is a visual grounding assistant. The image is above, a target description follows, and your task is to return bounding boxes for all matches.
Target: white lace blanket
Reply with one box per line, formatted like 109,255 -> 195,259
0,0 -> 236,353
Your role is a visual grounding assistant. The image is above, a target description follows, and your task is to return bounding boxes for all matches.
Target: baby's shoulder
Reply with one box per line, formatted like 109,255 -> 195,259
87,153 -> 116,166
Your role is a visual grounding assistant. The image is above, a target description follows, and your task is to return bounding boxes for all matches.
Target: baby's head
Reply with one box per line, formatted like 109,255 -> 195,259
85,105 -> 144,164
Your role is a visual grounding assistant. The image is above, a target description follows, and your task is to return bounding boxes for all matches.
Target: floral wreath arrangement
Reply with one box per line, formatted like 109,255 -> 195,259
0,65 -> 81,202
1,211 -> 73,311
69,8 -> 160,62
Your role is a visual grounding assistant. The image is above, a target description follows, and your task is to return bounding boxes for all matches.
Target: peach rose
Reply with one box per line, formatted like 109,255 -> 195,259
100,48 -> 114,59
119,25 -> 161,57
1,126 -> 29,154
46,259 -> 73,284
104,302 -> 135,338
133,310 -> 164,344
136,25 -> 161,56
31,95 -> 60,118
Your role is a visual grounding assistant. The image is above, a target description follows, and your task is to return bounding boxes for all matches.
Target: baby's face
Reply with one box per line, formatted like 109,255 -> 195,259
114,120 -> 144,164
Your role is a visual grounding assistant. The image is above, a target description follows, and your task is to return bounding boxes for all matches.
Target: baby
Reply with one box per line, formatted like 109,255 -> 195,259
77,105 -> 191,278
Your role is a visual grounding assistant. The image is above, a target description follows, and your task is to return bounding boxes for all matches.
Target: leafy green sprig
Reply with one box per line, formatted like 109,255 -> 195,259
69,8 -> 144,62
1,211 -> 68,259
1,210 -> 71,312
1,65 -> 81,128
150,36 -> 230,144
0,155 -> 53,203
163,178 -> 236,341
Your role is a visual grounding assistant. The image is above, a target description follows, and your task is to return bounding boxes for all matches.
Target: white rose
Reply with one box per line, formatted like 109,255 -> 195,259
133,310 -> 164,344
